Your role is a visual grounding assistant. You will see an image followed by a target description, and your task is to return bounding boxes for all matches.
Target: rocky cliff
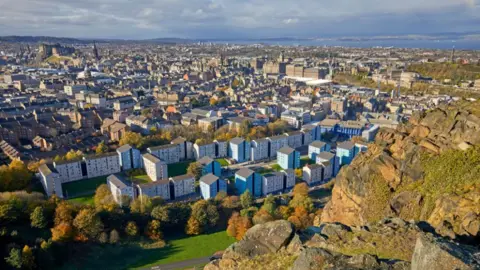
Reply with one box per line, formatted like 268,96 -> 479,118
321,100 -> 480,240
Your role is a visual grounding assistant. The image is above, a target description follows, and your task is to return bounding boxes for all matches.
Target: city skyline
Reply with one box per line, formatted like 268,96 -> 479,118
0,0 -> 479,39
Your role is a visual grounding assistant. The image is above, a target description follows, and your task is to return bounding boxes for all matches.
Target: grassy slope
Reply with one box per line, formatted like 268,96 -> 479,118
62,176 -> 107,198
168,161 -> 193,177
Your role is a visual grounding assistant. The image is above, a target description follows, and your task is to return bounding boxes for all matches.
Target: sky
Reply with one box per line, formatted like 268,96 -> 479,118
0,0 -> 479,39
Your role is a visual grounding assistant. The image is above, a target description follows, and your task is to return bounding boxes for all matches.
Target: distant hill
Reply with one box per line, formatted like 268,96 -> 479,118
0,36 -> 90,44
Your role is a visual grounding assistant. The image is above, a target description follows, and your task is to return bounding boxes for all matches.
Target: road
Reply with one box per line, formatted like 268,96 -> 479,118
144,256 -> 210,270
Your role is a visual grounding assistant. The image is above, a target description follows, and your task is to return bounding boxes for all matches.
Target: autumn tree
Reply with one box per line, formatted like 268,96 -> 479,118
73,209 -> 104,240
186,217 -> 201,235
54,202 -> 74,225
252,209 -> 275,225
98,232 -> 109,244
188,200 -> 219,234
125,221 -> 138,237
27,159 -> 46,173
51,223 -> 74,242
275,205 -> 293,220
5,248 -> 22,269
145,220 -> 163,240
0,159 -> 32,191
22,245 -> 35,270
30,206 -> 47,229
261,194 -> 277,215
227,212 -> 252,240
187,162 -> 203,181
65,150 -> 84,161
94,184 -> 118,212
287,206 -> 313,230
289,183 -> 314,213
119,131 -> 144,148
130,195 -> 153,214
240,190 -> 253,209
95,141 -> 109,155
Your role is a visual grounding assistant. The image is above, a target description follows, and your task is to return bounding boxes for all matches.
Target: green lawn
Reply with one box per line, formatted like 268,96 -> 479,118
256,167 -> 274,175
271,164 -> 283,171
131,174 -> 151,184
68,195 -> 95,206
300,157 -> 315,167
62,176 -> 108,198
60,231 -> 235,270
215,158 -> 229,167
168,161 -> 193,177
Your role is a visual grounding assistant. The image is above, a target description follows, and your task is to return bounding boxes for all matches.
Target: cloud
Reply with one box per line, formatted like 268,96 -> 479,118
0,0 -> 478,39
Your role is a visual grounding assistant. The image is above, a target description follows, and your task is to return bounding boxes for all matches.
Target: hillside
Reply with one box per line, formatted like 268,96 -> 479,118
207,100 -> 480,269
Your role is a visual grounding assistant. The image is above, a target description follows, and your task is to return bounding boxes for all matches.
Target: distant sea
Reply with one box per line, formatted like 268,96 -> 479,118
211,39 -> 480,50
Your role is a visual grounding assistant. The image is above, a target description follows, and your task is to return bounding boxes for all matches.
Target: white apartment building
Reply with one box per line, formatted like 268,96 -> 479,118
143,153 -> 168,181
136,179 -> 171,201
303,164 -> 324,186
267,135 -> 288,158
107,174 -> 134,204
284,169 -> 295,190
170,174 -> 195,199
251,138 -> 269,161
84,152 -> 121,178
214,140 -> 228,158
38,164 -> 63,197
285,131 -> 303,149
262,172 -> 285,196
193,142 -> 216,160
148,144 -> 181,164
53,160 -> 84,183
171,137 -> 193,160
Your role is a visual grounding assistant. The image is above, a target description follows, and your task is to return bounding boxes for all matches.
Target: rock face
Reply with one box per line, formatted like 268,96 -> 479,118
321,101 -> 480,239
411,233 -> 480,270
223,220 -> 295,260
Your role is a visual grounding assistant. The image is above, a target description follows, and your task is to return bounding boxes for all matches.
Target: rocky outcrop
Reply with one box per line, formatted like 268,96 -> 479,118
411,233 -> 480,270
321,101 -> 480,239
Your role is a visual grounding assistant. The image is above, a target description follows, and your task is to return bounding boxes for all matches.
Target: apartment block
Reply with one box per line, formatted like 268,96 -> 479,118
136,179 -> 171,201
228,137 -> 251,163
285,131 -> 303,149
214,140 -> 228,158
267,135 -> 288,158
143,153 -> 168,181
200,173 -> 227,200
193,142 -> 216,160
38,164 -> 63,197
53,160 -> 84,183
107,174 -> 134,204
251,138 -> 269,161
117,144 -> 142,171
235,168 -> 262,197
171,137 -> 193,160
84,152 -> 121,179
198,156 -> 222,177
277,146 -> 300,170
170,174 -> 195,199
303,164 -> 324,186
147,144 -> 181,164
308,141 -> 330,160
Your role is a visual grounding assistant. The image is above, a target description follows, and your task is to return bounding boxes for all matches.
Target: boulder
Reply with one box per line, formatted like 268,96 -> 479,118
223,220 -> 294,260
291,247 -> 333,270
411,233 -> 480,270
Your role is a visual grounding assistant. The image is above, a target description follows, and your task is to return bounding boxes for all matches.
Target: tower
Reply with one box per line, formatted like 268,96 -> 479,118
451,46 -> 455,63
93,41 -> 100,61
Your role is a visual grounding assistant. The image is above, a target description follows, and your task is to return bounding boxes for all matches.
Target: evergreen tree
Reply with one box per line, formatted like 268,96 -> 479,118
30,206 -> 47,229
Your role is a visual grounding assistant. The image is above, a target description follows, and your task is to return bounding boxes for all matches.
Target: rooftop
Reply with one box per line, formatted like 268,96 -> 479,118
200,173 -> 219,185
235,168 -> 254,178
278,146 -> 295,155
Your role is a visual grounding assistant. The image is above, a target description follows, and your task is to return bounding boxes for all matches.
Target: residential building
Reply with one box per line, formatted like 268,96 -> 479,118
301,124 -> 320,146
336,141 -> 356,166
277,146 -> 300,170
84,152 -> 121,179
267,135 -> 288,158
193,141 -> 216,160
136,179 -> 171,201
200,173 -> 227,200
147,144 -> 181,164
38,164 -> 62,197
261,170 -> 294,196
171,137 -> 193,160
283,169 -> 295,190
251,138 -> 269,161
337,121 -> 364,138
143,153 -> 168,181
198,156 -> 221,177
362,125 -> 379,142
228,137 -> 251,163
331,98 -> 347,113
235,168 -> 262,197
170,174 -> 195,199
285,131 -> 303,149
316,152 -> 340,177
303,164 -> 324,186
117,144 -> 142,171
53,160 -> 84,183
107,174 -> 134,204
198,117 -> 223,132
214,140 -> 228,158
318,160 -> 333,181
308,141 -> 330,160
319,119 -> 340,134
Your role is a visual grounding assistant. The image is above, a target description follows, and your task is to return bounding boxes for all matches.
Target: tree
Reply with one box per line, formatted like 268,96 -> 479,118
109,229 -> 120,244
151,206 -> 169,223
54,202 -> 73,225
73,209 -> 104,240
261,194 -> 277,215
145,220 -> 163,240
288,206 -> 313,230
22,245 -> 35,270
130,195 -> 153,214
227,212 -> 252,240
0,159 -> 32,191
5,248 -> 22,269
30,206 -> 47,229
240,190 -> 254,209
252,209 -> 275,225
209,98 -> 218,106
51,223 -> 74,242
27,159 -> 46,173
119,131 -> 144,148
215,191 -> 227,202
292,183 -> 309,197
275,205 -> 293,220
96,141 -> 109,155
65,150 -> 83,161
186,217 -> 201,235
94,184 -> 118,212
289,183 -> 314,213
125,221 -> 138,237
98,232 -> 109,244
187,162 -> 203,181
